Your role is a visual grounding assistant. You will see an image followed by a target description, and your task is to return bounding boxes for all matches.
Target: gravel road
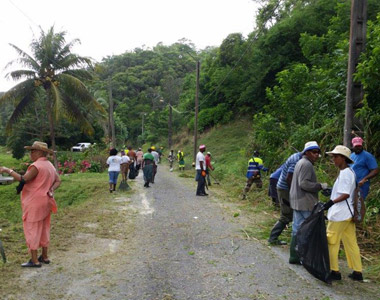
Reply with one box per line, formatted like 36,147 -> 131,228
8,166 -> 380,300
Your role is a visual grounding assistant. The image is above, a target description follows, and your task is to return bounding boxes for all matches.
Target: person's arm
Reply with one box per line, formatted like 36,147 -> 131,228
0,166 -> 38,183
200,160 -> 204,171
49,172 -> 61,196
323,193 -> 349,210
286,172 -> 293,187
359,168 -> 379,187
299,164 -> 323,192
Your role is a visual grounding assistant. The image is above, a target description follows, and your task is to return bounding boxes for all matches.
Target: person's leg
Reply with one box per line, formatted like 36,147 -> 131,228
113,171 -> 119,191
196,171 -> 203,195
242,178 -> 253,199
268,188 -> 292,244
342,221 -> 363,273
108,172 -> 113,192
289,210 -> 311,264
39,215 -> 51,261
121,165 -> 126,181
200,175 -> 207,195
23,220 -> 43,265
326,220 -> 344,272
254,177 -> 263,188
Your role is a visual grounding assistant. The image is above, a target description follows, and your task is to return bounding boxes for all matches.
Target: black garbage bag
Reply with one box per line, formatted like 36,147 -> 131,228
296,202 -> 331,284
129,163 -> 136,179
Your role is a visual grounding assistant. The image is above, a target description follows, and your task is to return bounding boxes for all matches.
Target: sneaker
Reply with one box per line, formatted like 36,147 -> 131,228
268,239 -> 287,246
348,271 -> 363,281
329,271 -> 342,281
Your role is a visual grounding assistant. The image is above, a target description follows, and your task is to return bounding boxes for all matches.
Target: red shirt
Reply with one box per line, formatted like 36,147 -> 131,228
205,155 -> 213,169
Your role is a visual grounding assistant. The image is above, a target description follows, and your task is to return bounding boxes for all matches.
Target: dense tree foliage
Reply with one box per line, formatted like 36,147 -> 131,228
1,0 -> 380,163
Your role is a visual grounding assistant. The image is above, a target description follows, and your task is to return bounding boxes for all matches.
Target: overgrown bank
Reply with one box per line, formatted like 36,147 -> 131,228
170,117 -> 380,282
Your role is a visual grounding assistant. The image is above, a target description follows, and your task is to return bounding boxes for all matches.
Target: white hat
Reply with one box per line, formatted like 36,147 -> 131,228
326,145 -> 354,164
207,152 -> 211,155
303,141 -> 320,154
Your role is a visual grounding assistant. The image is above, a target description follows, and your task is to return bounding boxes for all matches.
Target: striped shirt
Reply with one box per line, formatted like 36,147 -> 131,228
277,152 -> 302,190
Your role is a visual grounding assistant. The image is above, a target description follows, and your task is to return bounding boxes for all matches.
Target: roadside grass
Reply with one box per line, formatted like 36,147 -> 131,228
0,167 -> 136,295
0,146 -> 25,170
170,117 -> 380,283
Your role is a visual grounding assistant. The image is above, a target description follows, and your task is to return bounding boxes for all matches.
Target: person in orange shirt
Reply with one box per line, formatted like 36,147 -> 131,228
0,141 -> 61,268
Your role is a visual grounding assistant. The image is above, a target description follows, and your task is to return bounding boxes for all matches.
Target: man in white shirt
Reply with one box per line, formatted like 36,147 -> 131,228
196,145 -> 207,196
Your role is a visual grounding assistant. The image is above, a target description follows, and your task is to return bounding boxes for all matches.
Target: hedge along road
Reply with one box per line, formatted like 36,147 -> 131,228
9,166 -> 380,300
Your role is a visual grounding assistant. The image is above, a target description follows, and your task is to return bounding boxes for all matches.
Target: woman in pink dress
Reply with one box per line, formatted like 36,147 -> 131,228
0,141 -> 61,267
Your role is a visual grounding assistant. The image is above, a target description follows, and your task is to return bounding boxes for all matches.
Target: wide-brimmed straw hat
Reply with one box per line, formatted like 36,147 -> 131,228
326,145 -> 353,164
24,141 -> 53,154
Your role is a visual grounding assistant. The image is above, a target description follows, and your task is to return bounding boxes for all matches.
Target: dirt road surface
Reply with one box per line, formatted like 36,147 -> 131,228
6,166 -> 380,300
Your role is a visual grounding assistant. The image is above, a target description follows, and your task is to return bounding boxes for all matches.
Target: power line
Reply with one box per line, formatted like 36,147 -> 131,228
7,0 -> 39,28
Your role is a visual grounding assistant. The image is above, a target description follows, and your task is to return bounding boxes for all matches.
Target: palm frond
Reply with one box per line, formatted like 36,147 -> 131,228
6,70 -> 36,81
7,44 -> 40,71
5,88 -> 38,134
58,73 -> 106,115
0,79 -> 35,105
61,94 -> 94,135
62,69 -> 93,81
57,39 -> 80,60
50,83 -> 62,121
60,55 -> 93,70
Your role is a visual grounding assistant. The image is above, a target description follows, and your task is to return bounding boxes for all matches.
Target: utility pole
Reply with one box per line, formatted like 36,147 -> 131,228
108,77 -> 116,148
344,0 -> 367,147
168,100 -> 173,149
141,112 -> 147,139
193,60 -> 200,164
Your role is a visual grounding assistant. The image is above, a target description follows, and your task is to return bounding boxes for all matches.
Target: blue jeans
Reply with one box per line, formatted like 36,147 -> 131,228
108,171 -> 119,184
292,210 -> 312,237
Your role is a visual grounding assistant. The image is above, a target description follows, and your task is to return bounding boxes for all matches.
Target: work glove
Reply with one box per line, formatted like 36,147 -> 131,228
320,183 -> 328,190
322,200 -> 334,211
321,188 -> 332,197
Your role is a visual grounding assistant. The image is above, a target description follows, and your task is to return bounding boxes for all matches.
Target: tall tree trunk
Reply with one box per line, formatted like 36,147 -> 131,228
46,92 -> 59,170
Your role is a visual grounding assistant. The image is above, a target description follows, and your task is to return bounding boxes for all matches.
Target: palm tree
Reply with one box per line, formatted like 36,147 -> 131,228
0,26 -> 105,167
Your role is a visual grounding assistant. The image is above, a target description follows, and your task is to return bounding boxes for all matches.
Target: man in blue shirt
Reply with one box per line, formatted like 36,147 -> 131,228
268,164 -> 283,206
268,150 -> 303,245
350,137 -> 378,200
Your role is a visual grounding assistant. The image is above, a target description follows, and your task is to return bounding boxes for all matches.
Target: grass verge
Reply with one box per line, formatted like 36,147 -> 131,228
0,170 -> 135,295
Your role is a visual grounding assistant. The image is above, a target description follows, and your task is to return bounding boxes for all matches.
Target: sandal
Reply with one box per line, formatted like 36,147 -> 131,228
38,255 -> 50,264
21,259 -> 42,268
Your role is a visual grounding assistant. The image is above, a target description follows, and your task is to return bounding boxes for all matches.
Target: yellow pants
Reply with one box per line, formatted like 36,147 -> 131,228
327,219 -> 362,272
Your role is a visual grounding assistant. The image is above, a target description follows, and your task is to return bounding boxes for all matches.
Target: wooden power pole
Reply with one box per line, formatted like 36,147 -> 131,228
193,60 -> 200,164
108,77 -> 116,148
344,0 -> 367,147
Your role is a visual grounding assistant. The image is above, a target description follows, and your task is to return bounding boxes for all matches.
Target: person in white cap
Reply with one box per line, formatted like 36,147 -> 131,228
195,145 -> 207,196
350,137 -> 378,200
323,145 -> 363,282
288,141 -> 328,264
